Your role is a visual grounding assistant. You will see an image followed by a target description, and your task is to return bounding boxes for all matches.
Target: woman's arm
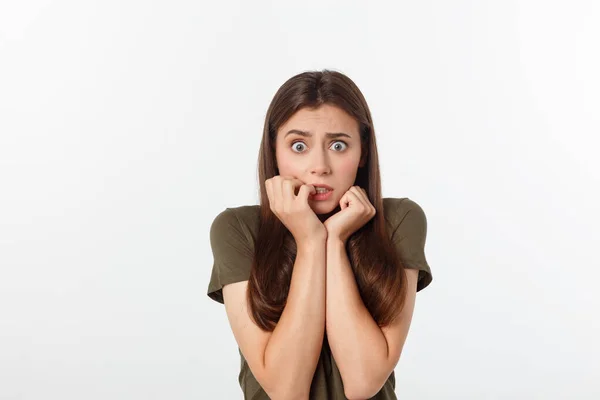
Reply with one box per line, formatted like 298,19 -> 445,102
223,236 -> 327,400
325,238 -> 418,400
263,238 -> 327,398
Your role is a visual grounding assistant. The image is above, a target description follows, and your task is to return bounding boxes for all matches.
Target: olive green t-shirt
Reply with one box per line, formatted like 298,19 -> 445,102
207,197 -> 433,399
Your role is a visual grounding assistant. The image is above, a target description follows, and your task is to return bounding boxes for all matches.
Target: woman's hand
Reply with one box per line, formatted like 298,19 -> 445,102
323,186 -> 376,243
265,175 -> 328,245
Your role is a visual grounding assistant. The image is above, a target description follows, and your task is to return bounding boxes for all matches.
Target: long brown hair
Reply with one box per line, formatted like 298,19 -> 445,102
248,69 -> 407,331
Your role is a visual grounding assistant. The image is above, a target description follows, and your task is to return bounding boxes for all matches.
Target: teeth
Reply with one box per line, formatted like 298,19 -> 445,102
315,188 -> 331,193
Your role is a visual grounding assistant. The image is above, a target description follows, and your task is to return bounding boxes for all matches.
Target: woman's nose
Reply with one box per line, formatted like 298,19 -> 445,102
310,151 -> 331,175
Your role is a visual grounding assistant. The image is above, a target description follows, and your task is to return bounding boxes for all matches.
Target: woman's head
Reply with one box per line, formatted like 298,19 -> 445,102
258,70 -> 381,218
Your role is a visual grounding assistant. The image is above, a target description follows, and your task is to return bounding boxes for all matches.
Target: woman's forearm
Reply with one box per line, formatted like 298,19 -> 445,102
325,238 -> 389,398
263,238 -> 327,399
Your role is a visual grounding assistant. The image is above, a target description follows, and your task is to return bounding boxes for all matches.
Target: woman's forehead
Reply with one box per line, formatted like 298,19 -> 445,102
279,105 -> 359,137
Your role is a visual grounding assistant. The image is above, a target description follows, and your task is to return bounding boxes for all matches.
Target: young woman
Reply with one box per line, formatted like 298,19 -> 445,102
207,69 -> 433,400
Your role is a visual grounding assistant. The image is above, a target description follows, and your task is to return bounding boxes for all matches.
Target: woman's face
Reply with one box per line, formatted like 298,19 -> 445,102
275,103 -> 365,216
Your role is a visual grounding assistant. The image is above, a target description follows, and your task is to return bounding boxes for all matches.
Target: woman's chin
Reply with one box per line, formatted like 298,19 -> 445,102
312,201 -> 340,216
311,200 -> 334,210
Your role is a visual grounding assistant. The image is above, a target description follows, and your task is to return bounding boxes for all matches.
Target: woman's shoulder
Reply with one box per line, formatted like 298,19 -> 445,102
212,204 -> 260,222
207,205 -> 260,305
382,196 -> 421,209
210,204 -> 261,242
382,197 -> 427,233
382,196 -> 421,218
224,204 -> 260,223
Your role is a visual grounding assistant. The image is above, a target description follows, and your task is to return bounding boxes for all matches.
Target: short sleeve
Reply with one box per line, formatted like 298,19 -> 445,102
207,208 -> 255,304
390,198 -> 433,292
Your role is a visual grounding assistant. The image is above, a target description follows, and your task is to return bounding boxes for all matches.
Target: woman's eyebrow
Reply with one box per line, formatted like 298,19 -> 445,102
284,129 -> 352,139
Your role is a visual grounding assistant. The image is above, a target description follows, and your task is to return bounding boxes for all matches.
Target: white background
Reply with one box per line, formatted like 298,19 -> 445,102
1,1 -> 599,399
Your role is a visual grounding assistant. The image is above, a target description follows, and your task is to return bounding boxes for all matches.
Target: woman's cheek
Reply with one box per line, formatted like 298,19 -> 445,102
275,158 -> 299,178
338,158 -> 361,184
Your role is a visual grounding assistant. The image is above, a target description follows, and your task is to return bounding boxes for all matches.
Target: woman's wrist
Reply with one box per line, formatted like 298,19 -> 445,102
326,236 -> 346,248
296,235 -> 328,252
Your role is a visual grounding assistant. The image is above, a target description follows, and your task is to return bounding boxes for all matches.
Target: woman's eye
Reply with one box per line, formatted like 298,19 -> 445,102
291,140 -> 348,153
331,141 -> 348,151
291,142 -> 306,152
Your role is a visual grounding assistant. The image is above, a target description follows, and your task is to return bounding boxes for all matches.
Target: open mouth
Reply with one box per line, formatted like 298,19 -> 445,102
309,189 -> 334,201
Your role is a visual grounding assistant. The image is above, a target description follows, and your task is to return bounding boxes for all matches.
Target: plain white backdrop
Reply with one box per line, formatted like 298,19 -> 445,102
1,1 -> 599,399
